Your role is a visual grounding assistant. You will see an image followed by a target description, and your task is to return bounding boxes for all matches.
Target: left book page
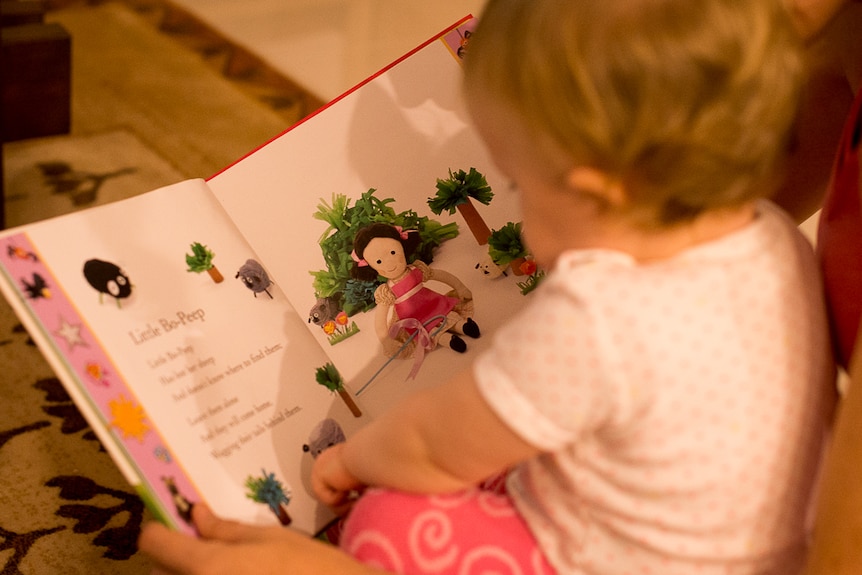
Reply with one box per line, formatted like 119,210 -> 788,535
0,179 -> 358,535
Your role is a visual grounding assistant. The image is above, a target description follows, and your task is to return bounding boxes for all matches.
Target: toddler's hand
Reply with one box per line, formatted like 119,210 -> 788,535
311,443 -> 365,516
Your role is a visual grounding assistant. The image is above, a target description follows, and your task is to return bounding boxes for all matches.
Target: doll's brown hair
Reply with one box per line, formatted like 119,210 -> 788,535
351,223 -> 421,282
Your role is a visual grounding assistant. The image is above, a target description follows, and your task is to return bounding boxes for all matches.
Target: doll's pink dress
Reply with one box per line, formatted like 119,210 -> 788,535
389,265 -> 459,334
374,260 -> 466,359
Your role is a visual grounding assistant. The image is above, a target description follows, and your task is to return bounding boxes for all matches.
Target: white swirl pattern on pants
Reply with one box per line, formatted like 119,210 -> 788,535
457,545 -> 524,575
430,489 -> 477,509
408,509 -> 460,571
477,490 -> 518,518
345,530 -> 405,573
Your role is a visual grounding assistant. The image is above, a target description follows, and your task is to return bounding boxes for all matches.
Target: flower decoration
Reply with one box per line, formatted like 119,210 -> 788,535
516,258 -> 546,296
320,310 -> 359,344
519,259 -> 537,276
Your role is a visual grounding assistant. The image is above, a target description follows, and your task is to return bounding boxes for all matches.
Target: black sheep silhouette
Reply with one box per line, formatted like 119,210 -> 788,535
83,259 -> 132,307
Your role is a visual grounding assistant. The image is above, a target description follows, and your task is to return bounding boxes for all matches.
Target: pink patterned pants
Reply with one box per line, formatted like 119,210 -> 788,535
339,480 -> 556,575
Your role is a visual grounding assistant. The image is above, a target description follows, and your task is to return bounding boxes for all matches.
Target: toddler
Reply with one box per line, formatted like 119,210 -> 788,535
311,0 -> 837,573
140,0 -> 837,573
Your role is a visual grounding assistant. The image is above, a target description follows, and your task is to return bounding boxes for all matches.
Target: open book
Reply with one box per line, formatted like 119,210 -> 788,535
0,15 -> 538,536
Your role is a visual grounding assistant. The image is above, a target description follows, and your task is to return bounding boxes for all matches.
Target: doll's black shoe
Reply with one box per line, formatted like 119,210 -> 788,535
449,334 -> 467,353
462,318 -> 481,339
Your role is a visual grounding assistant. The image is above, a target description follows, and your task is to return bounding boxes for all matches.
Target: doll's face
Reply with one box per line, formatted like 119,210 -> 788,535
362,237 -> 407,279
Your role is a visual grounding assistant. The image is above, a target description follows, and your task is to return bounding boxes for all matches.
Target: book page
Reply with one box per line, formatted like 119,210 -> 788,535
209,17 -> 530,416
0,179 -> 362,534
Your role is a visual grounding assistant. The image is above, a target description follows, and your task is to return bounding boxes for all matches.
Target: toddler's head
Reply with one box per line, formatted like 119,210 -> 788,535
464,0 -> 805,227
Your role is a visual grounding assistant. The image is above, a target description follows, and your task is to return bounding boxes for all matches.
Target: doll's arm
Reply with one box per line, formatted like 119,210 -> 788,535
418,261 -> 472,301
373,284 -> 394,343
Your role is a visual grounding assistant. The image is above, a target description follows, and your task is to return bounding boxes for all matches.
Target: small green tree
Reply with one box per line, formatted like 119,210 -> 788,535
428,167 -> 494,245
245,469 -> 292,525
185,242 -> 224,283
315,362 -> 362,417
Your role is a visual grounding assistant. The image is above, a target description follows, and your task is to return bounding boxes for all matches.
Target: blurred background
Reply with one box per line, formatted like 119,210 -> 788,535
172,0 -> 487,102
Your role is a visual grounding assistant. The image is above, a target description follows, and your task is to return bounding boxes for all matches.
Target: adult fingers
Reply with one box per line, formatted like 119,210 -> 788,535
138,521 -> 208,575
193,504 -> 294,544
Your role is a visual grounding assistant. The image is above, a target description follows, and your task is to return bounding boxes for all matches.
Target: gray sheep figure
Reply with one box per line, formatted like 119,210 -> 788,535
235,259 -> 273,298
302,418 -> 346,458
308,295 -> 339,325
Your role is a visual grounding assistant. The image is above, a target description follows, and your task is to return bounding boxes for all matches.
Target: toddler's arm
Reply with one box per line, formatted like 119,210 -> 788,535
312,367 -> 538,509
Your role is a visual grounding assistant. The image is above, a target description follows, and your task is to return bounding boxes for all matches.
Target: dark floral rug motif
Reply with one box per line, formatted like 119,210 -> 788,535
37,162 -> 137,207
0,316 -> 152,574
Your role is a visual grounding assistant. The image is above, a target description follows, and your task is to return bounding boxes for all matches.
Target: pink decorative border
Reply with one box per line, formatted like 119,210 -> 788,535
1,232 -> 200,533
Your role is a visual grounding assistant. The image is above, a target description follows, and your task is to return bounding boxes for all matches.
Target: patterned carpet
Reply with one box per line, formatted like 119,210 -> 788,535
1,2 -> 322,572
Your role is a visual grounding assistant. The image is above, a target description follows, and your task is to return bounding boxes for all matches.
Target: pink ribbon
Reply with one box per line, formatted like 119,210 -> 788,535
389,317 -> 436,379
350,250 -> 368,267
393,225 -> 409,240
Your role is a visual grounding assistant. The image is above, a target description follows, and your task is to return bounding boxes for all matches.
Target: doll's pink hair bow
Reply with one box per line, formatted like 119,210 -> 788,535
393,225 -> 409,240
350,250 -> 368,267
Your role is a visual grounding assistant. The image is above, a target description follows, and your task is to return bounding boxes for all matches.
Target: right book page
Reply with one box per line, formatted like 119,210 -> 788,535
209,16 -> 532,418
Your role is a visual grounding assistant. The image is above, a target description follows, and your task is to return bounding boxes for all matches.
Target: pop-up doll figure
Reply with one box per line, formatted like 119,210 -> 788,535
351,223 -> 479,359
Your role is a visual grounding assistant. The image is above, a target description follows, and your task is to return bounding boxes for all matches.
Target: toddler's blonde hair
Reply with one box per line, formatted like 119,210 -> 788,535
464,0 -> 804,224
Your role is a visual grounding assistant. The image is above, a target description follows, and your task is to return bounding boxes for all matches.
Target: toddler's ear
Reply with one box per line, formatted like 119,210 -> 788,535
564,166 -> 629,208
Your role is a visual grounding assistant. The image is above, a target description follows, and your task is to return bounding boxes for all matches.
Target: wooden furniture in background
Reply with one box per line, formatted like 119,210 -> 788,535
1,0 -> 72,228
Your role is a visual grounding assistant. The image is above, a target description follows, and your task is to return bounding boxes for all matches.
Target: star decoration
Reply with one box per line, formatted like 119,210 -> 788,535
54,316 -> 87,350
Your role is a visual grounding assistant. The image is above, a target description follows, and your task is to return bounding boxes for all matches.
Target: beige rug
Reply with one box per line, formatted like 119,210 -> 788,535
1,2 -> 322,572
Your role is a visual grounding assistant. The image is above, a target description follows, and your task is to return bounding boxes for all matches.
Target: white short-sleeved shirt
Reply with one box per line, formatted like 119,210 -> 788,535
474,200 -> 836,574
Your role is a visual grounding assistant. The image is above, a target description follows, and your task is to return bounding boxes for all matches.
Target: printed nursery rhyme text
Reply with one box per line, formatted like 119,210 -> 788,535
142,337 -> 289,460
128,308 -> 206,344
205,405 -> 303,461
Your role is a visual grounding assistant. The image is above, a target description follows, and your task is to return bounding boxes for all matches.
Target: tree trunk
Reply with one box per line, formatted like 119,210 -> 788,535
207,266 -> 224,283
457,200 -> 491,245
277,504 -> 292,526
338,388 -> 362,418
